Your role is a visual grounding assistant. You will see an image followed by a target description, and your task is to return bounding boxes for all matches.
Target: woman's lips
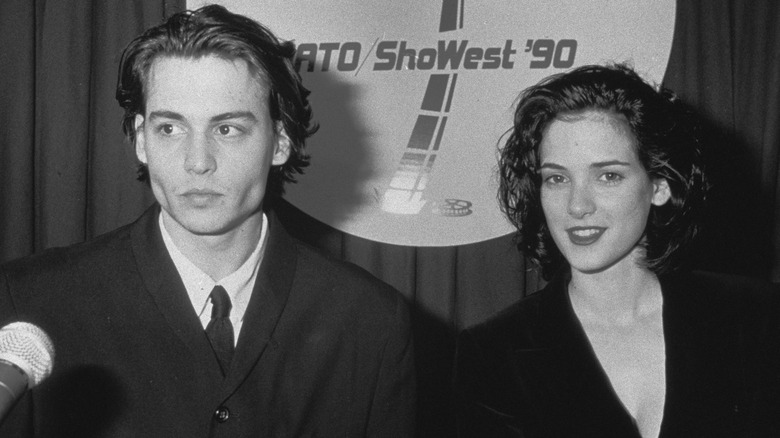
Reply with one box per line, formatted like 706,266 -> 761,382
565,227 -> 606,246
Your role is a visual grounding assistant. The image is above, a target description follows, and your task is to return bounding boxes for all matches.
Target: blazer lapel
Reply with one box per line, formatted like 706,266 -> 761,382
658,272 -> 695,436
658,272 -> 746,436
221,210 -> 296,394
130,204 -> 223,380
519,272 -> 640,436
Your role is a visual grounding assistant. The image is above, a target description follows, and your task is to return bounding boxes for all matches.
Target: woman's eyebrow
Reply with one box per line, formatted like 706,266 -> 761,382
540,160 -> 632,170
591,160 -> 631,168
539,162 -> 566,170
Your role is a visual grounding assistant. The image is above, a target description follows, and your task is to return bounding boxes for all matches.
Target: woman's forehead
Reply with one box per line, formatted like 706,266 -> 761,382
540,110 -> 640,164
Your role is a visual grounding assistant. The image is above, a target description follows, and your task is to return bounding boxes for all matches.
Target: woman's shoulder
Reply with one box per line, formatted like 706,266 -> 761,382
661,270 -> 780,331
686,270 -> 777,289
460,275 -> 569,350
662,270 -> 778,304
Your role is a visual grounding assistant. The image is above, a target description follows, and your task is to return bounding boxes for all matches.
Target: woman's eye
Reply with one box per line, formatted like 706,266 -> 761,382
544,175 -> 567,185
600,172 -> 623,183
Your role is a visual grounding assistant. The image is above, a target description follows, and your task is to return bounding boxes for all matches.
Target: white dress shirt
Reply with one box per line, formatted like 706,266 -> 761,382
158,212 -> 267,345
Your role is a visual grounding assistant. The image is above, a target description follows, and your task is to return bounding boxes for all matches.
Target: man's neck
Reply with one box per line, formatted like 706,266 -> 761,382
161,209 -> 264,282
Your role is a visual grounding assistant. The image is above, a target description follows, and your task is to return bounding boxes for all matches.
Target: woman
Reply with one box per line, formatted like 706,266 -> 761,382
454,64 -> 780,437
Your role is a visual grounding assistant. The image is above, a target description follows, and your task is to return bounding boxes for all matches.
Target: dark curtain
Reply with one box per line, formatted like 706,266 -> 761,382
1,1 -> 778,437
0,0 -> 181,261
663,0 -> 780,282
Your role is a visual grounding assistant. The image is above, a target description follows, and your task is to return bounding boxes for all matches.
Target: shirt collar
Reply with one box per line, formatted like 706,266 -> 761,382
158,211 -> 268,324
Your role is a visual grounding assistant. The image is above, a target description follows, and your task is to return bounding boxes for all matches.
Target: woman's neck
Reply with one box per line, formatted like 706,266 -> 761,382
568,257 -> 663,326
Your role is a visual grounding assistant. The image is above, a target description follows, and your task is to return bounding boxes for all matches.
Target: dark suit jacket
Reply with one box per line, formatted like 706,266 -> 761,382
0,204 -> 415,437
454,270 -> 780,437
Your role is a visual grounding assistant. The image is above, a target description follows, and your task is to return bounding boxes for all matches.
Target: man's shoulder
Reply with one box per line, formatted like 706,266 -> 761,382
266,204 -> 404,307
293,240 -> 395,290
288,239 -> 406,315
1,220 -> 137,281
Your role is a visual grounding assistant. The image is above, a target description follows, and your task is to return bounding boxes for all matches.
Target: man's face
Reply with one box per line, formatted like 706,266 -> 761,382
134,55 -> 290,240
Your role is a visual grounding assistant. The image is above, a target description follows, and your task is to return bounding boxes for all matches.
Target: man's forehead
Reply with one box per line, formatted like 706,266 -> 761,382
146,54 -> 268,90
143,55 -> 271,112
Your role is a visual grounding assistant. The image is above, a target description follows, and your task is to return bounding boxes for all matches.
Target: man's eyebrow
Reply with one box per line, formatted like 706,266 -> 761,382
145,111 -> 259,123
211,112 -> 258,123
147,110 -> 184,121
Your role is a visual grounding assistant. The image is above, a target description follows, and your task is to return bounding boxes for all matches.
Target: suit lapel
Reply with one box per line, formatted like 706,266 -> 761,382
130,204 -> 223,380
221,210 -> 296,394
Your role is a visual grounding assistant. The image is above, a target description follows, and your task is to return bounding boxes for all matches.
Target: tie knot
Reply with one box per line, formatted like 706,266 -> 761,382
210,286 -> 232,319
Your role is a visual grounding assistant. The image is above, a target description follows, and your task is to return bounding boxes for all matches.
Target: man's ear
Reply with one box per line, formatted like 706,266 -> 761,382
134,114 -> 148,164
272,122 -> 292,166
651,178 -> 672,206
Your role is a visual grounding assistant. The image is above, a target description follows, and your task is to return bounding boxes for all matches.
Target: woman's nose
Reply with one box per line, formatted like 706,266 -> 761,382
567,183 -> 596,218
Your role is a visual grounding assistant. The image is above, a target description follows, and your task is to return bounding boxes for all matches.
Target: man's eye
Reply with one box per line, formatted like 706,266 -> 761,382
157,124 -> 182,135
216,125 -> 242,136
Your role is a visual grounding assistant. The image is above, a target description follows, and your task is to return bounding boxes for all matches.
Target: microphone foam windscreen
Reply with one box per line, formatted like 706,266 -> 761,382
0,322 -> 55,388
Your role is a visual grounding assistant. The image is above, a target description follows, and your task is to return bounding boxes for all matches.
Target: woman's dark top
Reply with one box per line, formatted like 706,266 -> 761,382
454,270 -> 780,437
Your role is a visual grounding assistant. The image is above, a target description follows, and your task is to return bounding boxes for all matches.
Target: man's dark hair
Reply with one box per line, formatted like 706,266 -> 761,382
498,64 -> 707,279
116,4 -> 317,199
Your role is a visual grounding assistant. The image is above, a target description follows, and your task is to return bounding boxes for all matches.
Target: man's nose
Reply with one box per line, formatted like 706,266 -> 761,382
184,133 -> 216,174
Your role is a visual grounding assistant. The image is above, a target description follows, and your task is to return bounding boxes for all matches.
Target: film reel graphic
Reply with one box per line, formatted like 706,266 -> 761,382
432,199 -> 473,217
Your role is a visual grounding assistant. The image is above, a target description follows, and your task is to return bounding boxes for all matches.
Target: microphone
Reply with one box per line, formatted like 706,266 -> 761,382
0,322 -> 55,421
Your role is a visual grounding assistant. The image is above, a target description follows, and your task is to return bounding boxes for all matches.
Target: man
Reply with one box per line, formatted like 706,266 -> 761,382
0,5 -> 415,437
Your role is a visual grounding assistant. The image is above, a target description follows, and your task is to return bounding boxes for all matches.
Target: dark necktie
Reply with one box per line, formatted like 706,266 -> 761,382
205,285 -> 234,376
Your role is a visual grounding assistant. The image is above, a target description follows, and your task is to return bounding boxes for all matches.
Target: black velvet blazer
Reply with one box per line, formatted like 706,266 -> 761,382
0,204 -> 415,437
455,270 -> 780,437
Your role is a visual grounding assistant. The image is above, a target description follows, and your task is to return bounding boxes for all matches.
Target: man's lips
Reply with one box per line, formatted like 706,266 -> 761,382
180,189 -> 222,204
565,226 -> 606,246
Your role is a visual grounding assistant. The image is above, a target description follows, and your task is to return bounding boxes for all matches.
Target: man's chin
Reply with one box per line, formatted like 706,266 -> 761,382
161,205 -> 264,238
178,217 -> 238,236
163,211 -> 230,237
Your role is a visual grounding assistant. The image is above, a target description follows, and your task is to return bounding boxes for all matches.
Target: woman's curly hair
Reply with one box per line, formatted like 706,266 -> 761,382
498,64 -> 707,279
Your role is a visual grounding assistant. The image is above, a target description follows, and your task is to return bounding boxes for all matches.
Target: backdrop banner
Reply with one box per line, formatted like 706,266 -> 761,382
190,0 -> 675,246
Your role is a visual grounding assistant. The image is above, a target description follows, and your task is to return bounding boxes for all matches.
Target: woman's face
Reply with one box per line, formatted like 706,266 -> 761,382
538,110 -> 670,275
